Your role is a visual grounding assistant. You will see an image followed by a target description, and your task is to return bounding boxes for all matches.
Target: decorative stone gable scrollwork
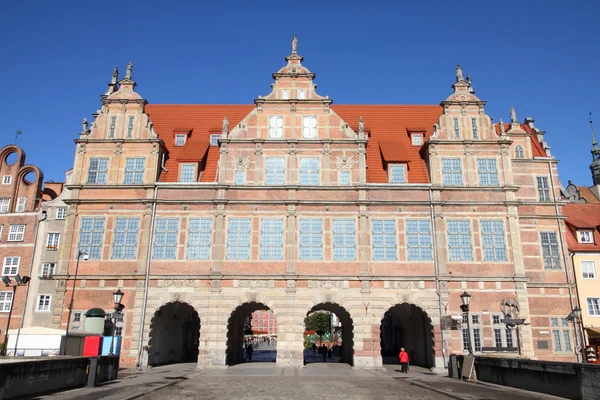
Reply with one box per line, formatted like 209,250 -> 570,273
335,156 -> 355,170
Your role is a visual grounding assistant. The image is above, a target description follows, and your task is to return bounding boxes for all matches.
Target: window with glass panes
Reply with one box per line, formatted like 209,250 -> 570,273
0,198 -> 9,213
41,262 -> 55,278
389,165 -> 406,183
2,176 -> 12,185
339,170 -> 350,185
87,158 -> 109,184
260,219 -> 284,260
551,317 -> 573,352
175,134 -> 186,146
187,218 -> 212,259
46,233 -> 60,249
56,208 -> 67,219
579,231 -> 593,243
411,134 -> 423,146
447,220 -> 473,261
36,295 -> 51,311
265,157 -> 285,185
226,218 -> 251,259
127,116 -> 134,138
281,89 -> 289,99
152,218 -> 178,259
210,134 -> 220,146
302,116 -> 317,138
79,217 -> 105,259
180,164 -> 196,183
372,219 -> 397,261
299,158 -> 319,185
298,89 -> 306,99
0,225 -> 2,241
536,176 -> 551,202
16,197 -> 26,212
406,220 -> 432,261
8,224 -> 25,241
234,170 -> 245,185
588,298 -> 600,316
124,158 -> 145,184
0,292 -> 13,312
2,257 -> 19,275
111,218 -> 139,259
299,219 -> 323,260
491,314 -> 516,349
108,116 -> 116,137
269,116 -> 283,138
453,117 -> 460,139
541,232 -> 561,269
441,158 -> 463,186
332,219 -> 356,261
73,312 -> 81,322
477,159 -> 499,186
462,314 -> 482,353
480,220 -> 507,261
582,261 -> 597,279
515,145 -> 525,159
471,117 -> 479,139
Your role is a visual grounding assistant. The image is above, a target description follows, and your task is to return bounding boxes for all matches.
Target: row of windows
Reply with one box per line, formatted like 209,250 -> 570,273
106,115 -> 135,139
462,313 -> 517,353
0,224 -> 26,242
0,197 -> 27,213
0,292 -> 50,313
87,157 -> 146,185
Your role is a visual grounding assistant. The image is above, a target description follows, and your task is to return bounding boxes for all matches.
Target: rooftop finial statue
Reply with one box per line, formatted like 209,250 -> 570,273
111,65 -> 119,84
466,74 -> 471,85
82,117 -> 89,133
125,62 -> 133,80
358,116 -> 364,133
510,105 -> 517,123
456,64 -> 463,81
499,118 -> 506,135
223,116 -> 229,132
292,35 -> 298,54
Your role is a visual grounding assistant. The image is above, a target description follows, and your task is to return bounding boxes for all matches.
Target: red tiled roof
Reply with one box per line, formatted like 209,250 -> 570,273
177,141 -> 209,162
577,186 -> 600,204
563,203 -> 600,252
200,146 -> 220,182
379,141 -> 412,163
521,123 -> 548,157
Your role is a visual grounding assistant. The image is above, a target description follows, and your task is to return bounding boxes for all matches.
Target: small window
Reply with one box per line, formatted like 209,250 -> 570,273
2,176 -> 12,185
234,170 -> 246,185
127,116 -> 134,138
36,295 -> 51,312
0,198 -> 9,213
588,298 -> 600,316
582,261 -> 597,279
299,158 -> 319,185
298,89 -> 306,100
210,134 -> 221,146
46,233 -> 60,249
0,292 -> 14,312
56,208 -> 67,220
389,165 -> 406,184
269,116 -> 283,138
515,145 -> 525,159
175,134 -> 187,147
339,171 -> 350,186
124,158 -> 145,185
536,177 -> 551,202
2,257 -> 20,276
16,197 -> 26,212
411,134 -> 423,146
281,89 -> 289,100
73,312 -> 82,322
265,157 -> 285,185
180,164 -> 196,183
580,231 -> 594,244
108,116 -> 116,138
302,116 -> 317,138
471,117 -> 479,139
41,262 -> 55,278
442,158 -> 463,186
453,117 -> 460,139
477,159 -> 499,186
8,225 -> 25,241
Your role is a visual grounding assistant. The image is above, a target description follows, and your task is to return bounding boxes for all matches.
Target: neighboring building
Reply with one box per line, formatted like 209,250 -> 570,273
251,310 -> 277,335
43,39 -> 578,370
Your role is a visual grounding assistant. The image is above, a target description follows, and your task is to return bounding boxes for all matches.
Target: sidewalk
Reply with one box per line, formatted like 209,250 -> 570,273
38,363 -> 199,400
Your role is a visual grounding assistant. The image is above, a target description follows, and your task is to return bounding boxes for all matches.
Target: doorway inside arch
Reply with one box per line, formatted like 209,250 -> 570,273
148,301 -> 200,366
226,302 -> 277,366
380,303 -> 434,368
304,303 -> 354,366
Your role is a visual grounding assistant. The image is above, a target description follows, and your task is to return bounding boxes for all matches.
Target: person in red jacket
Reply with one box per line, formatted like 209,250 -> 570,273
399,347 -> 409,373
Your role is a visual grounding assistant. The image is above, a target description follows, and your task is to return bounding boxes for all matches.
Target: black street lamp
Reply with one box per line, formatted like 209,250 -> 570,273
109,289 -> 125,356
567,306 -> 586,363
1,275 -> 31,356
65,250 -> 89,343
460,291 -> 473,355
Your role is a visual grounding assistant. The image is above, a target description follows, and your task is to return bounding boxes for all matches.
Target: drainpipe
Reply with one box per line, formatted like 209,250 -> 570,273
136,185 -> 158,369
548,160 -> 580,361
430,187 -> 447,368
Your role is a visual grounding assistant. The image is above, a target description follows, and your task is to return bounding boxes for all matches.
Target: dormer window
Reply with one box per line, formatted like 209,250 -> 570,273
298,89 -> 306,100
282,89 -> 289,100
210,134 -> 221,146
411,134 -> 423,146
175,134 -> 187,147
389,164 -> 406,184
579,230 -> 594,244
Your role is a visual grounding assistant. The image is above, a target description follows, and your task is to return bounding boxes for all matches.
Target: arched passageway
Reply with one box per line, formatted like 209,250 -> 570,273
148,302 -> 200,366
226,302 -> 277,366
304,302 -> 354,366
380,303 -> 434,368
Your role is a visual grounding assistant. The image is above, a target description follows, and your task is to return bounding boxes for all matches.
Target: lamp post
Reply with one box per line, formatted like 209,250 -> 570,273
109,288 -> 125,356
64,250 -> 88,353
567,307 -> 586,363
460,291 -> 473,355
1,275 -> 31,356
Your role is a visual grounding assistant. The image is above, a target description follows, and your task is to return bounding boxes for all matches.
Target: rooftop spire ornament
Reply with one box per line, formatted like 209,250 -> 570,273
111,65 -> 119,84
125,62 -> 133,80
292,35 -> 298,54
456,64 -> 464,81
510,105 -> 518,123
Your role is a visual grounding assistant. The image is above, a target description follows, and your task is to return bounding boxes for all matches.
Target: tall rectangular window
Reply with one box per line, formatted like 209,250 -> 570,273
265,157 -> 285,185
281,89 -> 289,99
187,218 -> 212,259
2,257 -> 20,276
109,116 -> 116,138
41,262 -> 55,278
79,217 -> 105,259
299,158 -> 319,185
152,218 -> 179,259
0,198 -> 9,213
124,158 -> 145,184
588,298 -> 600,316
441,158 -> 463,186
372,219 -> 397,261
480,220 -> 507,261
471,117 -> 479,139
463,314 -> 482,353
302,116 -> 317,138
551,317 -> 573,352
537,176 -> 551,202
447,220 -> 473,261
56,208 -> 67,219
8,224 -> 25,241
269,116 -> 283,138
111,218 -> 139,259
226,218 -> 251,260
16,197 -> 26,212
87,158 -> 109,184
492,314 -> 515,348
541,232 -> 561,269
0,292 -> 13,312
127,116 -> 134,138
332,219 -> 356,261
339,171 -> 350,185
234,170 -> 246,185
406,220 -> 433,261
46,233 -> 60,249
477,159 -> 499,186
299,219 -> 323,260
36,295 -> 51,311
582,261 -> 597,279
298,89 -> 306,99
180,164 -> 196,183
453,117 -> 460,139
260,219 -> 284,260
389,165 -> 406,183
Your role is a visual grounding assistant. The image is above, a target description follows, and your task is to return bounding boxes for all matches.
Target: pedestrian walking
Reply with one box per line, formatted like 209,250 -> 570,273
246,343 -> 254,362
327,344 -> 333,359
320,343 -> 327,362
312,342 -> 317,355
399,347 -> 409,373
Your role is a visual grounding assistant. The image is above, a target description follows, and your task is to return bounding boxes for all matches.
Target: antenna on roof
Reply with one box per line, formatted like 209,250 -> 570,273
590,111 -> 597,147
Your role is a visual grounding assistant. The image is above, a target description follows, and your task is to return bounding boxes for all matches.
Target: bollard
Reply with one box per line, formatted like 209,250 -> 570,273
87,357 -> 99,388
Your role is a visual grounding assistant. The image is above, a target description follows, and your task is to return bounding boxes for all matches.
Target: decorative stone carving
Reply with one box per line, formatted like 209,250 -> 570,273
136,280 -> 145,288
456,64 -> 463,81
82,118 -> 89,135
248,292 -> 257,302
515,282 -> 526,291
161,279 -> 196,288
312,280 -> 343,289
286,280 -> 295,288
111,65 -> 119,84
361,280 -> 369,290
230,156 -> 251,170
173,293 -> 181,302
238,280 -> 269,288
510,105 -> 517,123
125,62 -> 133,80
292,35 -> 298,54
389,281 -> 415,290
335,156 -> 355,170
56,280 -> 67,288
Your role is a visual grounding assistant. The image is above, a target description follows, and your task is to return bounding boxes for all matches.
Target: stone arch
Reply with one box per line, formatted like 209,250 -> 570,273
380,303 -> 435,368
226,301 -> 277,366
148,301 -> 200,366
17,165 -> 43,186
305,302 -> 354,366
0,145 -> 24,168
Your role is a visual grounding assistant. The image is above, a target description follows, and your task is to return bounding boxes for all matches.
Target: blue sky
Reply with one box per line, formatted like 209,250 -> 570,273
1,1 -> 598,186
